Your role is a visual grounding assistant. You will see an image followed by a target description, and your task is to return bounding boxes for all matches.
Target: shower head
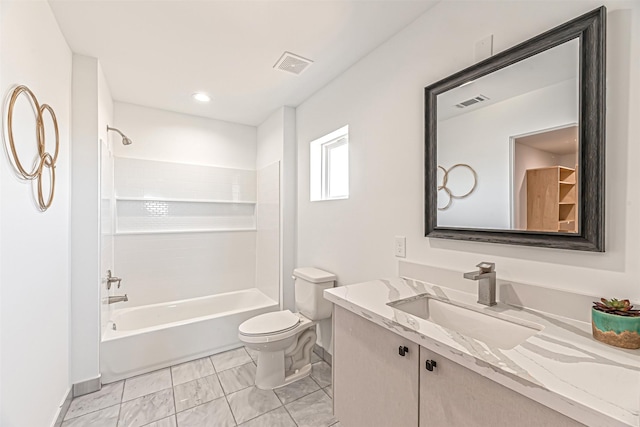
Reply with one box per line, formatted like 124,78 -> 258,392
107,125 -> 133,145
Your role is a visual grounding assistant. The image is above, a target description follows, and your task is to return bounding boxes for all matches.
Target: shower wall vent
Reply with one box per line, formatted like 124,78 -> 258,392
274,51 -> 313,75
455,94 -> 489,109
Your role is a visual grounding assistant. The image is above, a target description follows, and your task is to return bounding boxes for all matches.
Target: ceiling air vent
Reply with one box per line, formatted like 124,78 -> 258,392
455,94 -> 489,109
274,51 -> 313,75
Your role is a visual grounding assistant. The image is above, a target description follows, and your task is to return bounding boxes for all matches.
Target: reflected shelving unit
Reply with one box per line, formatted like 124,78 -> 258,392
526,166 -> 576,232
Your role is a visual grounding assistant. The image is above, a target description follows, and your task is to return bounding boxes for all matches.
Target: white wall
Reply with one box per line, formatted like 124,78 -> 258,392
255,162 -> 281,303
438,79 -> 577,229
256,107 -> 297,310
0,1 -> 72,425
113,102 -> 256,169
99,66 -> 115,339
297,0 -> 640,310
70,55 -> 113,389
112,103 -> 259,307
257,109 -> 284,169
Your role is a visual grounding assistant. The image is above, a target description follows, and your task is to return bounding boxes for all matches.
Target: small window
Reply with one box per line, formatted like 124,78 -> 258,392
310,126 -> 349,201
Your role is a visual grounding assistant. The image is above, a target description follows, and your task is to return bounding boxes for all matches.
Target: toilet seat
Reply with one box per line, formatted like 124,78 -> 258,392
238,311 -> 314,344
239,310 -> 300,336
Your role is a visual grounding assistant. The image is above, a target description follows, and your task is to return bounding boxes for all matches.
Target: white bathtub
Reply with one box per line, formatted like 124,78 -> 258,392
100,288 -> 278,383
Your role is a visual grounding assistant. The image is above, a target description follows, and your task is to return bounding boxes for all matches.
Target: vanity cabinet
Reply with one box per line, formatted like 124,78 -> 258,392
333,306 -> 419,427
333,306 -> 585,427
419,347 -> 584,427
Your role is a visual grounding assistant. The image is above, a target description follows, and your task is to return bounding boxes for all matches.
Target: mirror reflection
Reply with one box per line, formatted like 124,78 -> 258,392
436,38 -> 579,233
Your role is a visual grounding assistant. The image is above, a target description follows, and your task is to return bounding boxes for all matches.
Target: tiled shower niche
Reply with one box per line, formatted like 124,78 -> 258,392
114,158 -> 257,234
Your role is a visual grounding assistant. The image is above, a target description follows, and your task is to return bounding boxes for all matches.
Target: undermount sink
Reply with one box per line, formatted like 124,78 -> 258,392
387,294 -> 543,350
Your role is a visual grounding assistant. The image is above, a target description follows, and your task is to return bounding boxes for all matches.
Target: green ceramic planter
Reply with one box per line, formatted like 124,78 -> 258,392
592,308 -> 640,349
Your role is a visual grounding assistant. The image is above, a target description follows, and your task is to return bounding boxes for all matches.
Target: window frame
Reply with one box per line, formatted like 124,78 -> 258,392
322,136 -> 348,200
310,125 -> 349,202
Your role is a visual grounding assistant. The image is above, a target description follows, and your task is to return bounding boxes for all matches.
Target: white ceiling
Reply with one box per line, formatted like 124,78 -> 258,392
49,0 -> 439,126
516,125 -> 578,156
437,38 -> 579,121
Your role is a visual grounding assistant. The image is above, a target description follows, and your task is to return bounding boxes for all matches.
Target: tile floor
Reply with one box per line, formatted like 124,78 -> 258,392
62,347 -> 341,427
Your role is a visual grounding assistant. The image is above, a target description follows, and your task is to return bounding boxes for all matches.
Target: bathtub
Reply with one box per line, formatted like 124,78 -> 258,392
100,288 -> 278,383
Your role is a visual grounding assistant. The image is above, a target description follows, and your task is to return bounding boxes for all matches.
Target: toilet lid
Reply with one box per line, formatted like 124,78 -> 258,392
239,310 -> 300,336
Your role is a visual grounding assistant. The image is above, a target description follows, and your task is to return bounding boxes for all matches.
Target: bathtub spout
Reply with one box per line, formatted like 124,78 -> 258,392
108,294 -> 128,304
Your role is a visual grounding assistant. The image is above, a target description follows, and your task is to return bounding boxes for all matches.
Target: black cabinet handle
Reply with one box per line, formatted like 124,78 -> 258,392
425,359 -> 437,371
398,346 -> 409,356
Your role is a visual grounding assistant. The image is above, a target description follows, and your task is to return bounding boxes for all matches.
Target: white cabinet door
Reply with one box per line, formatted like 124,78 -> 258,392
334,306 -> 419,427
419,346 -> 585,427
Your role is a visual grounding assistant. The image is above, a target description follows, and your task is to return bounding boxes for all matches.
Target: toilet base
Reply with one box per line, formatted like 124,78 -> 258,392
254,350 -> 313,390
253,327 -> 317,390
282,363 -> 312,388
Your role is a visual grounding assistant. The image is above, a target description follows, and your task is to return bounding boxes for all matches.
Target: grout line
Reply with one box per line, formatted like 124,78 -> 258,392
169,360 -> 180,424
232,391 -> 283,426
89,349 -> 334,427
309,374 -> 322,389
171,379 -> 178,419
281,400 -> 299,427
60,403 -> 121,423
117,381 -> 125,425
139,415 -> 175,427
224,391 -> 239,426
213,359 -> 254,375
277,386 -> 320,406
321,386 -> 332,399
209,355 -> 219,374
273,388 -> 285,406
242,406 -> 293,427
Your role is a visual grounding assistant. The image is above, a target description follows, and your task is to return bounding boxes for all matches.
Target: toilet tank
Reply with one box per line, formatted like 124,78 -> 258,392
293,267 -> 336,320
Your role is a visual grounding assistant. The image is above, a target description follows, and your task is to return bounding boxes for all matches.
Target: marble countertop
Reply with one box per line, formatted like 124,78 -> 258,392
324,277 -> 640,427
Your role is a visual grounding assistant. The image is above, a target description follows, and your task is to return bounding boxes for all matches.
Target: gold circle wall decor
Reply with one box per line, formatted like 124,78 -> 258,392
5,85 -> 59,211
437,163 -> 477,211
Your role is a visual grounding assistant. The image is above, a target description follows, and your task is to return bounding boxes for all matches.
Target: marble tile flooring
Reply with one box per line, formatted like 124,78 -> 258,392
62,347 -> 341,427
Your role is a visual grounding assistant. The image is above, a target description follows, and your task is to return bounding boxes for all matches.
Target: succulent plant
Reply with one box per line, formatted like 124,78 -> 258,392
593,298 -> 640,317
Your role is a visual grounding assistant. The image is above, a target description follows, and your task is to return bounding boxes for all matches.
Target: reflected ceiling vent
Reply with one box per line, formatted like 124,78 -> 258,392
274,51 -> 313,75
455,94 -> 489,109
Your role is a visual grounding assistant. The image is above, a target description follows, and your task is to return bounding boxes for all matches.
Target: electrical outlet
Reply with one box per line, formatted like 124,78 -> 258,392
395,236 -> 406,258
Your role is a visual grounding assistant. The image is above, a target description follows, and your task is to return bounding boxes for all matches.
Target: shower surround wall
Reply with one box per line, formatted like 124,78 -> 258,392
107,101 -> 281,308
113,158 -> 259,306
100,103 -> 281,380
96,103 -> 282,379
110,102 -> 261,309
102,156 -> 280,381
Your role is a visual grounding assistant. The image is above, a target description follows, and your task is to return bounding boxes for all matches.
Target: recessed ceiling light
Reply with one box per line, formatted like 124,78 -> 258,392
192,92 -> 211,103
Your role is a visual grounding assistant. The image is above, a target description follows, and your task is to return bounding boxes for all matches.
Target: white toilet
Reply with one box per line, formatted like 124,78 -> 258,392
238,267 -> 336,390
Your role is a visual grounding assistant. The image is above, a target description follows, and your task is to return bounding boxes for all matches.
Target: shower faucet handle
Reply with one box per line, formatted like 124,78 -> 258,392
106,270 -> 122,290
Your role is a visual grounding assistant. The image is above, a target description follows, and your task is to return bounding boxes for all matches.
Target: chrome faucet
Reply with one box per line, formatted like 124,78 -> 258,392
106,270 -> 122,290
463,262 -> 496,306
108,294 -> 128,304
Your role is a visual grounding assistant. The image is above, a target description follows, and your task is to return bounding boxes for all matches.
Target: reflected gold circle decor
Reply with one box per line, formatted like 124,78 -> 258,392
4,85 -> 60,211
437,164 -> 477,211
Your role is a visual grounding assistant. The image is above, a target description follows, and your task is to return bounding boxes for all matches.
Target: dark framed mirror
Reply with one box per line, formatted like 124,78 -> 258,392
425,6 -> 605,252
